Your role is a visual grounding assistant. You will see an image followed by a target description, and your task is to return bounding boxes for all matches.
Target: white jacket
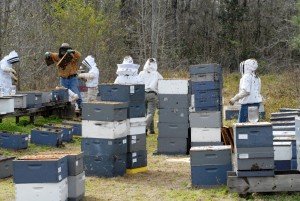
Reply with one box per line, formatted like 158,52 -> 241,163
233,59 -> 262,104
139,58 -> 163,93
0,51 -> 19,96
81,56 -> 99,88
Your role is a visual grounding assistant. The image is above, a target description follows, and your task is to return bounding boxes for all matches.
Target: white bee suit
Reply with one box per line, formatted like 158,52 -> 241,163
114,56 -> 143,85
138,58 -> 163,93
232,59 -> 262,104
0,51 -> 19,96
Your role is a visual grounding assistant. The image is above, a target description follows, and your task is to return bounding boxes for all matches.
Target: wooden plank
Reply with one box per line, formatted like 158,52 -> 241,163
227,171 -> 300,193
221,127 -> 230,145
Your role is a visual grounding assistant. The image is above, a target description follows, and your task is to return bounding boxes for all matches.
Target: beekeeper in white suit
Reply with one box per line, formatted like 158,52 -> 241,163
78,55 -> 99,102
229,58 -> 262,122
139,58 -> 163,134
0,51 -> 19,96
114,56 -> 143,85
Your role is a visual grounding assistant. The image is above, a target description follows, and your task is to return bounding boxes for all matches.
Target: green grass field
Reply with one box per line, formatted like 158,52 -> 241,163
0,72 -> 299,201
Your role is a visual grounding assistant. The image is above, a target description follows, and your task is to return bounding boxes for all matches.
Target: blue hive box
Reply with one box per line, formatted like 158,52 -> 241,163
100,84 -> 145,102
81,137 -> 127,156
52,88 -> 69,102
13,154 -> 68,183
275,160 -> 291,171
158,122 -> 189,138
234,122 -> 273,148
82,101 -> 128,121
127,150 -> 147,169
128,101 -> 146,118
44,124 -> 73,142
195,105 -> 221,112
0,156 -> 15,179
189,63 -> 221,75
127,134 -> 146,152
191,164 -> 232,186
84,154 -> 126,177
0,131 -> 28,149
159,108 -> 189,123
62,120 -> 82,136
158,94 -> 189,109
191,81 -> 220,91
18,91 -> 42,108
157,137 -> 187,155
30,127 -> 63,147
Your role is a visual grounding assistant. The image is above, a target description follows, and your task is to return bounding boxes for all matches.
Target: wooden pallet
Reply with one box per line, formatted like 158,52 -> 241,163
221,126 -> 234,153
227,170 -> 300,194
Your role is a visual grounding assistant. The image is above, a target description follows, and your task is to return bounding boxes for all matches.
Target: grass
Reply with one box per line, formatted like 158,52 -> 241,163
0,72 -> 300,201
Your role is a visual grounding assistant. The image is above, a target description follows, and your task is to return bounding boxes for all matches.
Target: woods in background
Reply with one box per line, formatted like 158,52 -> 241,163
0,0 -> 299,90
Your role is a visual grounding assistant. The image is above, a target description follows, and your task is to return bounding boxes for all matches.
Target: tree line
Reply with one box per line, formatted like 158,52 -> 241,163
0,0 -> 299,90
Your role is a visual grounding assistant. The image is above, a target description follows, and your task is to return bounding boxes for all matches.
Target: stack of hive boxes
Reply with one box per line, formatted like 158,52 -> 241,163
13,154 -> 69,201
157,80 -> 189,155
62,120 -> 82,136
296,117 -> 300,170
99,84 -> 147,172
190,145 -> 232,186
234,122 -> 274,177
81,101 -> 128,177
271,110 -> 299,132
189,64 -> 223,147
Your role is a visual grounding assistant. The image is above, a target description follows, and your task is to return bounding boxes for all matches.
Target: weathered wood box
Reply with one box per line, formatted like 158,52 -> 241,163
0,156 -> 15,178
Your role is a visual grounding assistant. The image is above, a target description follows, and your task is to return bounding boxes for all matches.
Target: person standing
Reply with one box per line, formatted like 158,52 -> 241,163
0,50 -> 19,96
44,43 -> 82,110
78,55 -> 99,102
229,58 -> 262,123
139,58 -> 163,134
114,56 -> 143,85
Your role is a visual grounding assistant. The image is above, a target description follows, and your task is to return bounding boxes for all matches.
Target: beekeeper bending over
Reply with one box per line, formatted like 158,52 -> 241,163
0,51 -> 19,96
78,55 -> 99,102
229,58 -> 262,123
139,58 -> 163,134
114,56 -> 143,85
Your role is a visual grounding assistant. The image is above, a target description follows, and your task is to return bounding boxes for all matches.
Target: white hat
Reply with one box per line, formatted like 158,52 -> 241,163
116,56 -> 140,75
61,43 -> 70,47
82,55 -> 96,70
7,51 -> 20,64
244,59 -> 258,72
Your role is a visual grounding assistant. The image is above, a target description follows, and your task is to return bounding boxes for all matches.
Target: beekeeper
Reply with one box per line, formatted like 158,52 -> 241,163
0,51 -> 19,96
229,59 -> 262,122
139,58 -> 163,134
44,43 -> 82,110
114,56 -> 143,85
78,55 -> 99,102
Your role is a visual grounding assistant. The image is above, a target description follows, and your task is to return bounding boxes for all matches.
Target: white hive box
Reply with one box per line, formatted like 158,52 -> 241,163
15,178 -> 68,201
82,120 -> 129,139
273,141 -> 292,160
0,97 -> 14,114
158,80 -> 189,94
129,117 -> 146,135
191,127 -> 221,142
8,94 -> 27,108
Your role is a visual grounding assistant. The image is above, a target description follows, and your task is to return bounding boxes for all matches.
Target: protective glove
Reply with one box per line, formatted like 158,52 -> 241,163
67,49 -> 75,54
78,73 -> 94,79
229,98 -> 235,105
11,73 -> 18,82
45,52 -> 50,58
3,67 -> 16,74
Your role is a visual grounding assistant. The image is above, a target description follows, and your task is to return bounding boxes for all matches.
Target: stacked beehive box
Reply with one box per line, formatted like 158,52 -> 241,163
157,80 -> 189,155
0,156 -> 15,179
0,97 -> 14,114
190,145 -> 232,187
296,116 -> 300,170
189,64 -> 223,147
271,110 -> 299,132
13,154 -> 69,201
18,91 -> 42,108
81,101 -> 128,177
273,136 -> 297,170
100,84 -> 147,172
234,122 -> 274,177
